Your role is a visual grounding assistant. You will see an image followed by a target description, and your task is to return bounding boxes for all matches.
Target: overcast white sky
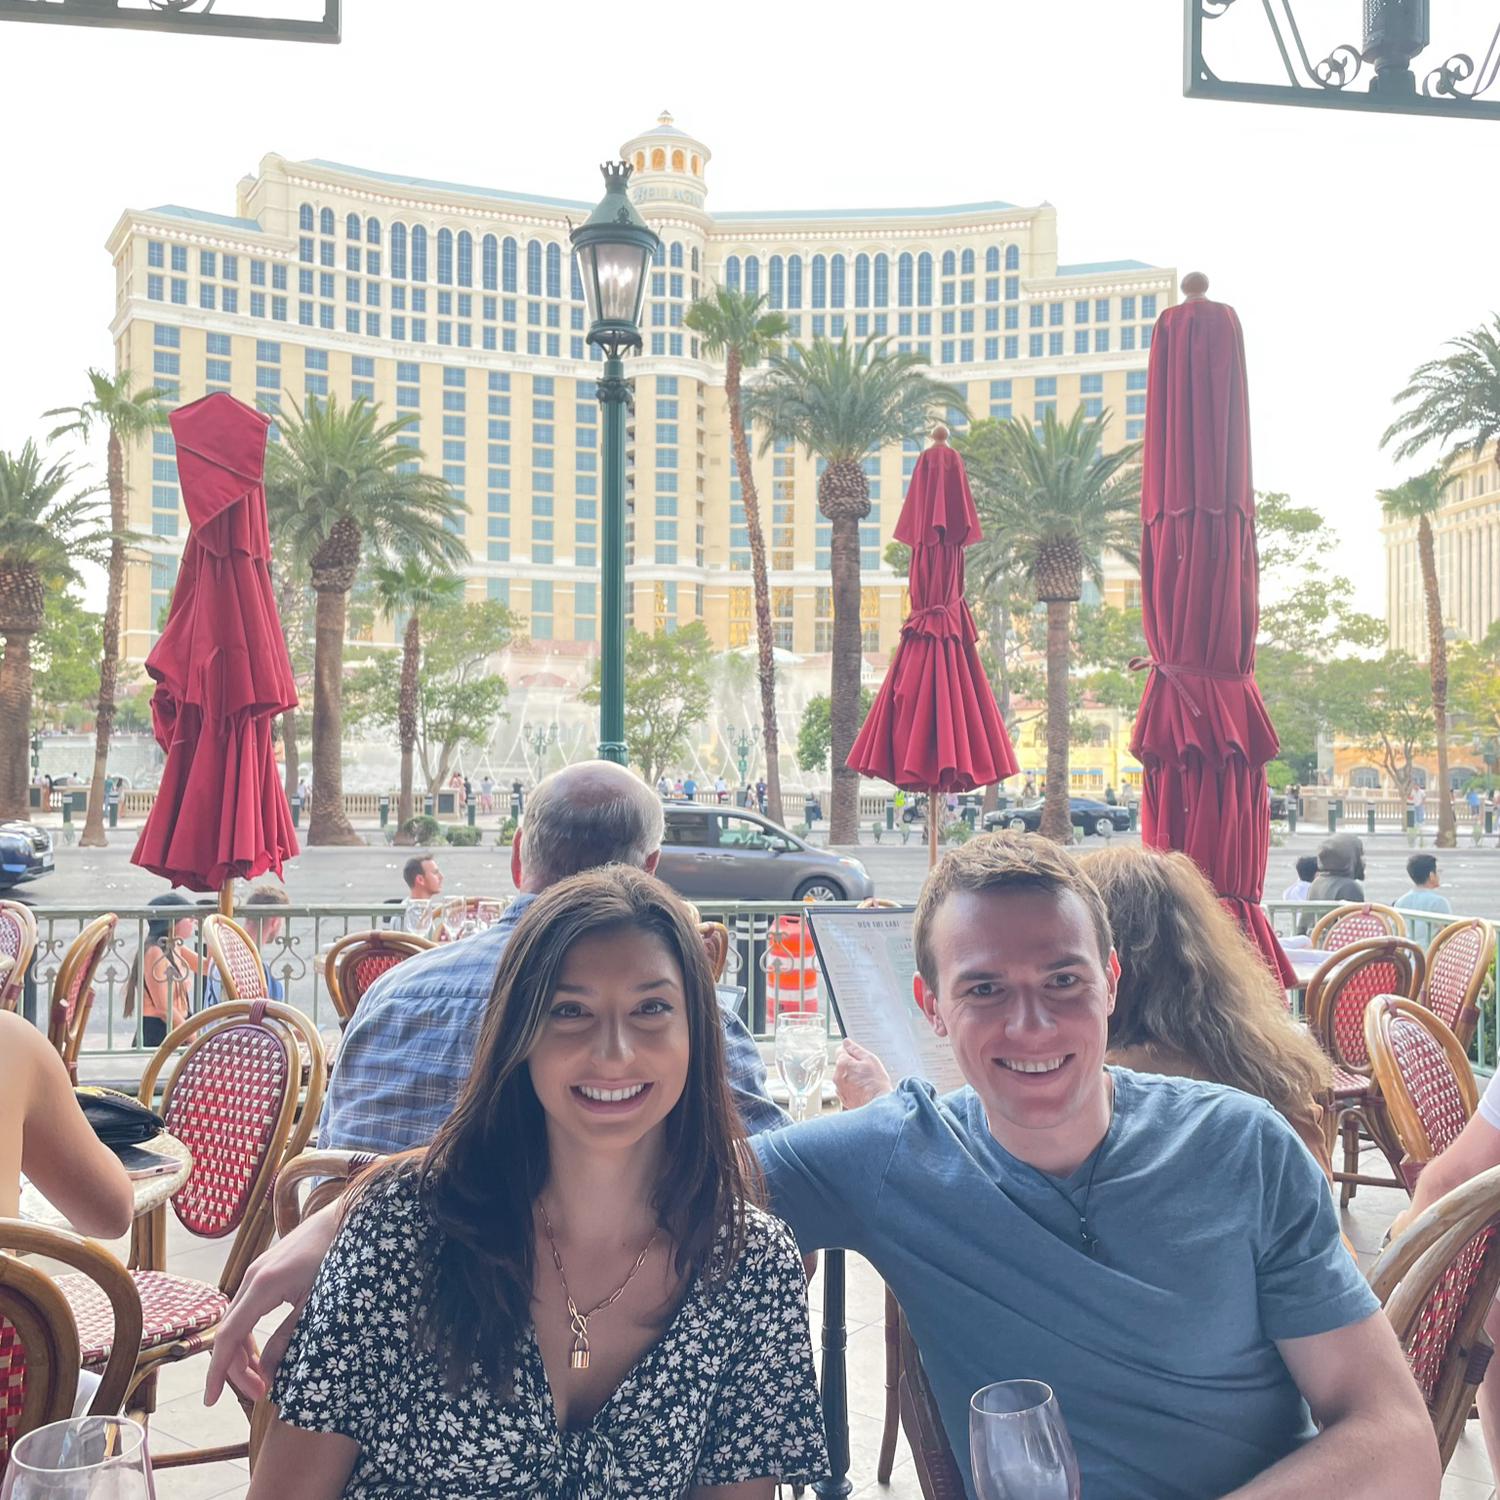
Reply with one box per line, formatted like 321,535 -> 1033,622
1,0 -> 1495,615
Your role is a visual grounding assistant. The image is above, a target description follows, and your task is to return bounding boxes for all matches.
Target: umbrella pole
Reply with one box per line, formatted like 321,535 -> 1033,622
219,879 -> 234,919
929,787 -> 940,870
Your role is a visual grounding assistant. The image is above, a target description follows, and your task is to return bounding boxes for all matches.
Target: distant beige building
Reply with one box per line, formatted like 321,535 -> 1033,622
105,114 -> 1171,666
1384,442 -> 1500,658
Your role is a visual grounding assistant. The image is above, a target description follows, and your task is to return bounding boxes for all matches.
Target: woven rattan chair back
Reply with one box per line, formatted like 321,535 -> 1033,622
47,914 -> 117,1084
202,914 -> 270,1002
0,901 -> 37,1015
1309,901 -> 1408,951
897,1310 -> 966,1499
1366,996 -> 1478,1168
273,1150 -> 387,1238
1308,937 -> 1426,1075
0,1221 -> 142,1479
1420,920 -> 1493,1050
323,930 -> 434,1025
1369,1165 -> 1500,1469
698,922 -> 730,982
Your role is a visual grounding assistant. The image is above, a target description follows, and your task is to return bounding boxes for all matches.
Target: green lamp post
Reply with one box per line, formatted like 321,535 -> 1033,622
571,162 -> 660,765
729,724 -> 759,784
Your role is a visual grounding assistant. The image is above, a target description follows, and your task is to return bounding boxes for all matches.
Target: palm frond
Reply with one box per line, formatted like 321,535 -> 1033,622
1377,463 -> 1455,522
1383,316 -> 1500,465
683,287 -> 789,368
0,441 -> 111,580
44,368 -> 170,444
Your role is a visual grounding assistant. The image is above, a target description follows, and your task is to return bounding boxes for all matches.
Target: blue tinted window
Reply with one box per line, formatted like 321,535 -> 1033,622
171,244 -> 187,272
411,226 -> 428,281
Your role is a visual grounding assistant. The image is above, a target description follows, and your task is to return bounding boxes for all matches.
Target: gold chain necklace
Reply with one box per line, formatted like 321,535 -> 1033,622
538,1203 -> 659,1371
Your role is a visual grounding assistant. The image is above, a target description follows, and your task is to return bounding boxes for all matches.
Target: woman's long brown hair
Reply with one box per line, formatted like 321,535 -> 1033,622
381,865 -> 757,1387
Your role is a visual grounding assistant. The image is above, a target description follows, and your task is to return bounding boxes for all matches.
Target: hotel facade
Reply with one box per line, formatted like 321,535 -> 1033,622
105,114 -> 1172,669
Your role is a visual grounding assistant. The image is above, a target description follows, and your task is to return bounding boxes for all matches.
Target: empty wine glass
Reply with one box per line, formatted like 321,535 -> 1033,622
474,899 -> 504,931
403,898 -> 433,937
970,1381 -> 1080,1500
775,1011 -> 828,1124
1,1417 -> 154,1500
440,896 -> 469,942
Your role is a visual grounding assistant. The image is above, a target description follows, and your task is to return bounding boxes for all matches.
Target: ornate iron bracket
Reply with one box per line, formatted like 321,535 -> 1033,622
0,0 -> 340,42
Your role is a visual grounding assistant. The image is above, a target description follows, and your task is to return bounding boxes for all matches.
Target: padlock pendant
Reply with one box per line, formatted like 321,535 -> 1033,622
570,1347 -> 590,1370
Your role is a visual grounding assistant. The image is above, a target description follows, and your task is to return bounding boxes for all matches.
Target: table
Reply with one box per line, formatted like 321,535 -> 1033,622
1284,947 -> 1339,986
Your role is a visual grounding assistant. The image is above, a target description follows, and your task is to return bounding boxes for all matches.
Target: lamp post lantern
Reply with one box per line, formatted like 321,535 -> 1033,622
729,724 -> 759,784
571,162 -> 660,766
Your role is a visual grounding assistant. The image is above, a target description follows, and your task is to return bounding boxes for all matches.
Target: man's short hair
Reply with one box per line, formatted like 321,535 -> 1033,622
1407,852 -> 1439,886
520,761 -> 665,886
1296,855 -> 1318,883
403,855 -> 436,890
912,832 -> 1113,989
244,884 -> 290,909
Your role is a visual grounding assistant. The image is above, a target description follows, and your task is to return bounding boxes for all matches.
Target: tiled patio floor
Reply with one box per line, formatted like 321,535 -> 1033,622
73,1139 -> 1495,1499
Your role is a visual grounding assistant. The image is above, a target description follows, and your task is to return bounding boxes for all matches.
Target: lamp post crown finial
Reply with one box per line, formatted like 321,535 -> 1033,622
1182,270 -> 1210,300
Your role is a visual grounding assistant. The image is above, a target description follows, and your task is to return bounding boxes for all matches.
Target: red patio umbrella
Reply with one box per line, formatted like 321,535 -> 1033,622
1128,275 -> 1293,984
848,426 -> 1018,866
132,393 -> 299,905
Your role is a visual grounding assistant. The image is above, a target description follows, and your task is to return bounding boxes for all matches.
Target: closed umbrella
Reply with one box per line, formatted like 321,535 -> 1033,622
848,426 -> 1018,865
132,393 -> 298,905
1128,275 -> 1292,983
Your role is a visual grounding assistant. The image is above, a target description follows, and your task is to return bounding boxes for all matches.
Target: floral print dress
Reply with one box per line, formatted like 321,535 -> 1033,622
272,1172 -> 829,1498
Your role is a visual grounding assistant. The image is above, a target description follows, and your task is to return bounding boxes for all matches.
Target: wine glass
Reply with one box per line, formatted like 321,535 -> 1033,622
775,1012 -> 828,1124
1,1417 -> 154,1499
440,896 -> 469,942
969,1381 -> 1080,1500
402,898 -> 433,937
474,898 -> 504,931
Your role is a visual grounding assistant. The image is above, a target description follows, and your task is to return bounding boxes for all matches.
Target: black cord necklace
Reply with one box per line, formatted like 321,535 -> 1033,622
1031,1093 -> 1114,1259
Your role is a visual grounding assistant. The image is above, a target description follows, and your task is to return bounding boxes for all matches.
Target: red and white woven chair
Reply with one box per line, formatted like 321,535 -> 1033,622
47,914 -> 117,1084
0,900 -> 36,1015
1306,936 -> 1426,1207
1366,996 -> 1478,1194
323,929 -> 434,1027
0,1222 -> 142,1480
54,999 -> 325,1470
202,913 -> 271,1002
1309,901 -> 1408,951
1419,919 -> 1494,1053
1369,1165 -> 1500,1470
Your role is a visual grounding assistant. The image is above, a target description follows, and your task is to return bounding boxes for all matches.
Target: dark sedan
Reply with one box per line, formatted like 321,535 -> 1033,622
982,797 -> 1132,838
0,820 -> 53,888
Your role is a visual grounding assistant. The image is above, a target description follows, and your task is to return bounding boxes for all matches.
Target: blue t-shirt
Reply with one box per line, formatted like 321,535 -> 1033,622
753,1069 -> 1377,1500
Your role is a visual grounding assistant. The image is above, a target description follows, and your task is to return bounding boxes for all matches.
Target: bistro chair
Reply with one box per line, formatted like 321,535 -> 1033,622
1305,936 -> 1426,1207
47,914 -> 118,1084
1419,919 -> 1494,1052
0,900 -> 37,1014
0,1222 -> 142,1481
273,1149 -> 387,1237
1366,996 -> 1478,1193
1309,901 -> 1408,952
202,913 -> 271,1002
1368,1165 -> 1500,1469
53,999 -> 324,1469
323,930 -> 434,1027
896,1308 -> 966,1499
698,921 -> 730,983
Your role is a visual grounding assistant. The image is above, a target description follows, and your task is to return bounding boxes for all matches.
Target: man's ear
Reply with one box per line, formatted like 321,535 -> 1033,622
510,836 -> 524,889
1105,950 -> 1120,1017
643,848 -> 661,875
915,973 -> 947,1036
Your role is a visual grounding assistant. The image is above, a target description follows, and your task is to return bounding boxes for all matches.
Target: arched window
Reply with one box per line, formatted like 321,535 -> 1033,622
652,240 -> 664,265
985,246 -> 1001,273
917,252 -> 933,304
874,253 -> 889,306
744,256 -> 760,295
670,241 -> 683,268
482,234 -> 498,291
671,149 -> 685,171
527,240 -> 543,295
1005,244 -> 1020,271
942,249 -> 956,277
366,217 -> 381,245
502,236 -> 518,292
651,147 -> 666,170
546,243 -> 562,298
436,228 -> 454,284
768,255 -> 784,309
634,151 -> 646,171
854,254 -> 870,307
830,254 -> 846,308
725,255 -> 741,291
1410,766 -> 1429,789
570,255 -> 584,301
299,203 -> 314,232
1351,767 -> 1382,789
961,248 -> 975,275
410,225 -> 428,281
457,231 -> 473,287
786,254 -> 803,309
810,254 -> 826,309
346,213 -> 361,241
320,207 -> 335,236
898,253 -> 914,306
390,223 -> 407,278
691,154 -> 701,175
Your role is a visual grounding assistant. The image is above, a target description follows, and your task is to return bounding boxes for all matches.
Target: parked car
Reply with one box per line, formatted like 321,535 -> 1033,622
982,797 -> 1132,838
655,803 -> 874,902
1269,791 -> 1290,821
0,820 -> 53,889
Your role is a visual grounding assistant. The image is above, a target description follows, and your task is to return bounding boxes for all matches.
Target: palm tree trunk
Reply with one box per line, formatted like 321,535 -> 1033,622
80,430 -> 128,847
828,512 -> 863,844
282,708 -> 300,803
983,599 -> 1013,817
1041,600 -> 1073,843
397,613 -> 421,828
0,632 -> 35,820
309,585 -> 361,845
726,358 -> 784,826
1418,517 -> 1456,847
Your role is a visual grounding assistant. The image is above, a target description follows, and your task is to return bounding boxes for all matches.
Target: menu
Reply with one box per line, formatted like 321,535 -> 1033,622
804,907 -> 966,1094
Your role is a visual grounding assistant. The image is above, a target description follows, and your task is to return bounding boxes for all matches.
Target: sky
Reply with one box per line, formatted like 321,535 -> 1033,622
0,0 -> 1496,617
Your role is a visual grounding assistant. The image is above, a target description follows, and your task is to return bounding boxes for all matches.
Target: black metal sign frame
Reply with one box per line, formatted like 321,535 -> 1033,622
0,0 -> 339,42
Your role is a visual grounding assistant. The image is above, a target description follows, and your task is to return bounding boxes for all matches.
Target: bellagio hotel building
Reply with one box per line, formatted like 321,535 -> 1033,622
105,114 -> 1174,665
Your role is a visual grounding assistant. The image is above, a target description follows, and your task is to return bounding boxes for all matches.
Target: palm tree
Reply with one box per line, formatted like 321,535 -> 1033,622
44,371 -> 167,847
747,336 -> 963,843
370,555 -> 464,832
1384,316 -> 1500,469
266,397 -> 467,846
0,444 -> 110,818
965,409 -> 1141,843
684,287 -> 791,824
1378,466 -> 1458,847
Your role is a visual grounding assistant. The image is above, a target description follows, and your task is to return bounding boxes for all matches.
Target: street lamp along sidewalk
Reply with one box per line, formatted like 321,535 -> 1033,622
570,163 -> 661,767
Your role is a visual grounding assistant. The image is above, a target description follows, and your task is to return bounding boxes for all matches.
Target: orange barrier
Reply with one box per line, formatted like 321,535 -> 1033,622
765,911 -> 819,1022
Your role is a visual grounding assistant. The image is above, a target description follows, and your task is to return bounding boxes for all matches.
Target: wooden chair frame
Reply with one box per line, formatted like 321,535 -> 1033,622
0,1222 -> 142,1476
0,900 -> 37,1015
1368,1165 -> 1500,1469
201,913 -> 270,1003
698,921 -> 729,983
1420,919 -> 1495,1051
1309,901 -> 1408,951
1365,995 -> 1479,1172
322,929 -> 434,1026
272,1149 -> 387,1238
47,914 -> 117,1083
896,1307 -> 966,1499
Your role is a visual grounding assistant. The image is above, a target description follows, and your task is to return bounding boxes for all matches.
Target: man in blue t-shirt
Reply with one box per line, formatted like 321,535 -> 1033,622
755,835 -> 1436,1500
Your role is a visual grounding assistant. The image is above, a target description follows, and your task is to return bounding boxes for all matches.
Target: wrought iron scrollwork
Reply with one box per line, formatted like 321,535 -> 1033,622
1423,21 -> 1500,102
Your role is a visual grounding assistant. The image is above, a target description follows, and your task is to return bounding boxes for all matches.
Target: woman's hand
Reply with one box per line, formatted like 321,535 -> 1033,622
833,1039 -> 894,1111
